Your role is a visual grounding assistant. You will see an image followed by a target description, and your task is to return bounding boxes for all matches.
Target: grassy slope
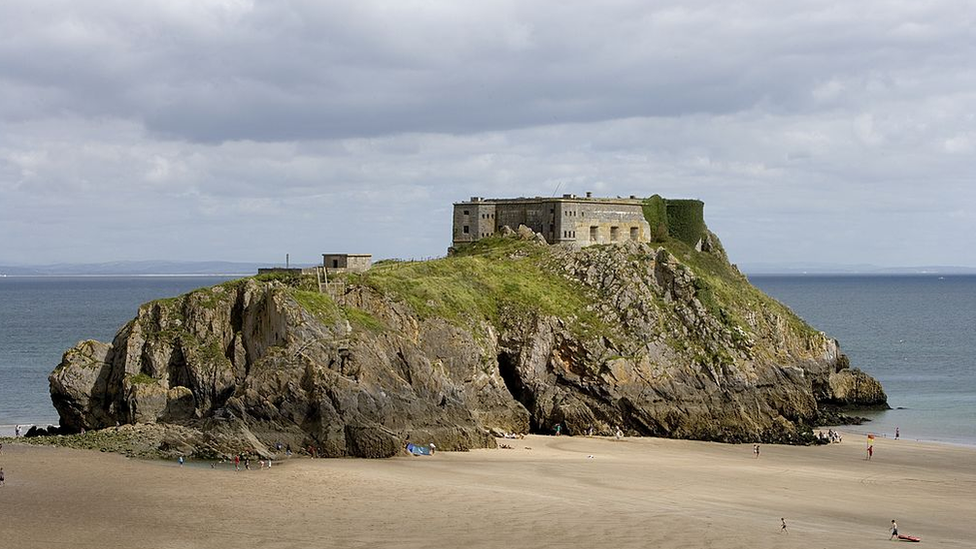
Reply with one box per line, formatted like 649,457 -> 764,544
348,237 -> 609,339
658,236 -> 821,360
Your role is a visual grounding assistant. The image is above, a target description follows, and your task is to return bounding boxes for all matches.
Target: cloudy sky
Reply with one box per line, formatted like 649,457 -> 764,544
1,0 -> 973,268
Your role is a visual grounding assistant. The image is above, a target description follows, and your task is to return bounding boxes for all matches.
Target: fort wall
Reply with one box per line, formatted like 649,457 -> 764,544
453,194 -> 650,247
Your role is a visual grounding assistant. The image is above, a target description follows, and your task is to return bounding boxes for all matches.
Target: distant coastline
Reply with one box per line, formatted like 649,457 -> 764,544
4,259 -> 976,278
0,260 -> 315,277
0,273 -> 253,278
741,264 -> 976,276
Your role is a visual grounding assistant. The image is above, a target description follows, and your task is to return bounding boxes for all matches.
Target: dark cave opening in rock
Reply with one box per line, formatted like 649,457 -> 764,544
498,352 -> 538,431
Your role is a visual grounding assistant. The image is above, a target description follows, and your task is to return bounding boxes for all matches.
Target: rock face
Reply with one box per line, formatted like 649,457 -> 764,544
50,234 -> 887,458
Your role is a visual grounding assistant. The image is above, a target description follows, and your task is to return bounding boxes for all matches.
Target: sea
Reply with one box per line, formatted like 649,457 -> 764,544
0,276 -> 237,436
751,274 -> 976,446
1,274 -> 974,445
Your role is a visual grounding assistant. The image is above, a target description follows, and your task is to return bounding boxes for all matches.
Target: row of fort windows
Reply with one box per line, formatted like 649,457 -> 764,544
460,210 -> 496,220
462,224 -> 640,242
462,210 -> 586,219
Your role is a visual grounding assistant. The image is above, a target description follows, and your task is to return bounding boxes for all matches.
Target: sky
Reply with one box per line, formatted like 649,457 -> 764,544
1,0 -> 974,268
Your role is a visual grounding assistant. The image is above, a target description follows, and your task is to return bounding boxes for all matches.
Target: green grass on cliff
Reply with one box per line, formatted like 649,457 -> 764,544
344,307 -> 386,333
292,290 -> 343,324
128,373 -> 156,385
659,237 -> 820,342
292,290 -> 388,333
351,237 -> 608,336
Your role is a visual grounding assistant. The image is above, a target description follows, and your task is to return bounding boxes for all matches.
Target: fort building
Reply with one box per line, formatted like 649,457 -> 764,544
323,253 -> 372,273
452,193 -> 652,248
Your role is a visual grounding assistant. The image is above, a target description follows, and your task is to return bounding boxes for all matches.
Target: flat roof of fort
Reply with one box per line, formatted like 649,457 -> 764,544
456,192 -> 643,205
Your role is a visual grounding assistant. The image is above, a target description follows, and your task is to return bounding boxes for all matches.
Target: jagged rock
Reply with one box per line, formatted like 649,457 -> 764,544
826,369 -> 888,409
49,340 -> 114,430
50,234 -> 887,457
516,224 -> 536,240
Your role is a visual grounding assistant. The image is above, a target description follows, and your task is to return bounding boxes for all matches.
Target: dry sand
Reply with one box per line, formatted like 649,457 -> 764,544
1,433 -> 973,548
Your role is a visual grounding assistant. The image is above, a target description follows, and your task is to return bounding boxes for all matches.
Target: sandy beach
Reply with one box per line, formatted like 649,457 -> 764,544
1,433 -> 973,549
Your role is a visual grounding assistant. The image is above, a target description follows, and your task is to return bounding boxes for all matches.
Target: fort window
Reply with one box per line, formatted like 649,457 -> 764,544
332,259 -> 339,268
630,227 -> 639,240
611,226 -> 619,241
463,225 -> 469,234
463,210 -> 469,216
590,226 -> 598,241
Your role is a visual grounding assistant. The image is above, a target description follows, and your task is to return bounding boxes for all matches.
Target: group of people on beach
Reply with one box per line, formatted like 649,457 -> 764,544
230,451 -> 277,470
816,429 -> 842,443
174,441 -> 295,470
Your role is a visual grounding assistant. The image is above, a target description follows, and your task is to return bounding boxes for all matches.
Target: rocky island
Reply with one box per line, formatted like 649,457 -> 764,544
46,196 -> 886,458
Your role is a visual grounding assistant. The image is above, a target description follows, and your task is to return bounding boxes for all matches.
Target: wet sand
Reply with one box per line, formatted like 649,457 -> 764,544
1,433 -> 973,548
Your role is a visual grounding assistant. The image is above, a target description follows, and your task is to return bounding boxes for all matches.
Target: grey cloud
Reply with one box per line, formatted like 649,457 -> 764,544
3,1 -> 973,141
1,1 -> 974,268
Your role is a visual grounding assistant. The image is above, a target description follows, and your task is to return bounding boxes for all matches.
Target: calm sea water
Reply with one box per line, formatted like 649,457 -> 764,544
0,276 -> 235,433
751,275 -> 976,446
1,275 -> 974,445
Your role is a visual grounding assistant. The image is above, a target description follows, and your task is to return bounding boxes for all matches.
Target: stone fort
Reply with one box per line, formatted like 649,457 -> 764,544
453,192 -> 655,248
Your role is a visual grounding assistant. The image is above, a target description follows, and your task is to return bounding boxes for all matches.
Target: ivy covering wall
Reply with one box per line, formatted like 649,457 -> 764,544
664,199 -> 706,246
641,194 -> 669,241
641,196 -> 706,246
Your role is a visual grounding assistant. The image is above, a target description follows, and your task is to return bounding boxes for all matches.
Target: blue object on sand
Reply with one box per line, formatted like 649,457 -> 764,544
406,443 -> 432,456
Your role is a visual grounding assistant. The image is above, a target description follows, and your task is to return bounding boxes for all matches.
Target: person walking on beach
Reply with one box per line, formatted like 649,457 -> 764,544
890,520 -> 899,540
178,456 -> 184,467
895,427 -> 900,440
0,467 -> 5,487
780,518 -> 788,534
867,445 -> 873,460
754,444 -> 760,459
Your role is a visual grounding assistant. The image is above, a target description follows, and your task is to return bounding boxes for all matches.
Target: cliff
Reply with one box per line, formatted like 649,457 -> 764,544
49,226 -> 886,458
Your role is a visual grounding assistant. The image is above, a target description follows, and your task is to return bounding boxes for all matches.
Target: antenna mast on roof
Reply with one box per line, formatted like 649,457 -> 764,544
551,181 -> 562,197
